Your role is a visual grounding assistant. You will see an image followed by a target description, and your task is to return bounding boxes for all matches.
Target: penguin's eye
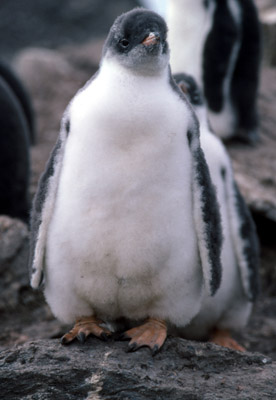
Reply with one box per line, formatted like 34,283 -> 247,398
119,38 -> 130,48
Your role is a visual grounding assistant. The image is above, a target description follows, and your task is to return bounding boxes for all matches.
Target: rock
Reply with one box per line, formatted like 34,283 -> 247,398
0,0 -> 140,59
62,39 -> 104,74
0,216 -> 29,310
256,0 -> 276,10
13,47 -> 96,198
0,216 -> 28,262
14,48 -> 89,141
0,338 -> 275,399
260,6 -> 276,67
0,215 -> 68,347
227,67 -> 276,223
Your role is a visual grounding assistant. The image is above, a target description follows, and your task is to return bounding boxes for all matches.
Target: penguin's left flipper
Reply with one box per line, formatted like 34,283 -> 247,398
61,316 -> 112,345
29,111 -> 71,289
210,328 -> 245,352
120,318 -> 167,355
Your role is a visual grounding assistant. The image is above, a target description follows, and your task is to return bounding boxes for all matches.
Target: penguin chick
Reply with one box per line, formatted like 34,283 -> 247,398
174,72 -> 260,350
29,8 -> 223,355
168,0 -> 261,143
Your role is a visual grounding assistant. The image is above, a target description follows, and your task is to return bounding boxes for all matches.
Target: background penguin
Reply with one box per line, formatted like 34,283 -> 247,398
29,8 -> 223,354
168,0 -> 261,143
0,60 -> 35,144
174,72 -> 260,349
0,61 -> 32,222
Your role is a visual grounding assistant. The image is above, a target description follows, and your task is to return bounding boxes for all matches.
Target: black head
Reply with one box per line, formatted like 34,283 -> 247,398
173,73 -> 204,107
103,8 -> 169,74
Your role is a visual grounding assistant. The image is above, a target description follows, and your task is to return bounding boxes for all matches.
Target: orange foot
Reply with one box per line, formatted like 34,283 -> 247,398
209,329 -> 245,352
119,317 -> 167,355
61,316 -> 112,345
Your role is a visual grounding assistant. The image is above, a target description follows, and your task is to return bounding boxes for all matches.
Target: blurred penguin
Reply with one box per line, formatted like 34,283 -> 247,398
0,60 -> 35,144
168,0 -> 261,143
0,61 -> 33,222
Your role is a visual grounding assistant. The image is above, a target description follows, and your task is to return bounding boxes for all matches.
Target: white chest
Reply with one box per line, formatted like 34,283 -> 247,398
57,61 -> 193,224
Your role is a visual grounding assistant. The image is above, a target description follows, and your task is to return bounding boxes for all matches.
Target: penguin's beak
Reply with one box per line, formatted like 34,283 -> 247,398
142,32 -> 160,46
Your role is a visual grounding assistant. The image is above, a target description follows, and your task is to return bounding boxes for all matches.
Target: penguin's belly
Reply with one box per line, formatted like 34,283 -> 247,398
46,133 -> 200,320
46,77 -> 202,323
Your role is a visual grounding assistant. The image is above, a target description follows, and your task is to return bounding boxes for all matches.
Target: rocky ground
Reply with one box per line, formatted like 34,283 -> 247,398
0,1 -> 275,399
1,338 -> 275,400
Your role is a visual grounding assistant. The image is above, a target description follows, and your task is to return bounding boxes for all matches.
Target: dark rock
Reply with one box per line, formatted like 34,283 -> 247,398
0,215 -> 67,347
0,216 -> 29,310
256,0 -> 276,67
0,216 -> 28,262
14,47 -> 95,198
260,7 -> 276,67
227,67 -> 276,223
0,0 -> 140,59
0,338 -> 275,399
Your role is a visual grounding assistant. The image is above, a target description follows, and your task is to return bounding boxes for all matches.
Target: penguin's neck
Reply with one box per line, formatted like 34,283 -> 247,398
99,57 -> 170,91
70,55 -> 185,158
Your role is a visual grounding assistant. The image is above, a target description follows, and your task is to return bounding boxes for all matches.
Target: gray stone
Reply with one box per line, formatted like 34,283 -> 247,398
0,338 -> 275,400
14,47 -> 97,198
260,6 -> 276,67
227,67 -> 276,223
0,216 -> 28,262
0,216 -> 29,311
256,0 -> 276,11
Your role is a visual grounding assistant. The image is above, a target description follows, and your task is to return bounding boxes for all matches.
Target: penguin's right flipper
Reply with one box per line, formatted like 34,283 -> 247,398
188,122 -> 223,297
29,113 -> 69,288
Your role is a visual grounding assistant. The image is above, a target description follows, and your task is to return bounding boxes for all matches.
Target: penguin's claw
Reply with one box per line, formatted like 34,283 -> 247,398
122,317 -> 167,355
210,329 -> 246,352
61,316 -> 112,345
77,331 -> 86,344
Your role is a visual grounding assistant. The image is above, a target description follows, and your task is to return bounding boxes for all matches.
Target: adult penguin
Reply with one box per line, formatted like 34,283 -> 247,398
168,0 -> 261,143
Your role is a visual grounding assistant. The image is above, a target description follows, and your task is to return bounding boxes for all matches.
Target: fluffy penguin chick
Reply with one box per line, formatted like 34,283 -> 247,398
29,8 -> 223,354
174,73 -> 260,350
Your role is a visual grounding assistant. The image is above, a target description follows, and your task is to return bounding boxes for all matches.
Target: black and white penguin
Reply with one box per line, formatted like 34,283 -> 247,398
29,8 -> 223,354
168,0 -> 261,143
174,72 -> 259,349
0,62 -> 31,222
